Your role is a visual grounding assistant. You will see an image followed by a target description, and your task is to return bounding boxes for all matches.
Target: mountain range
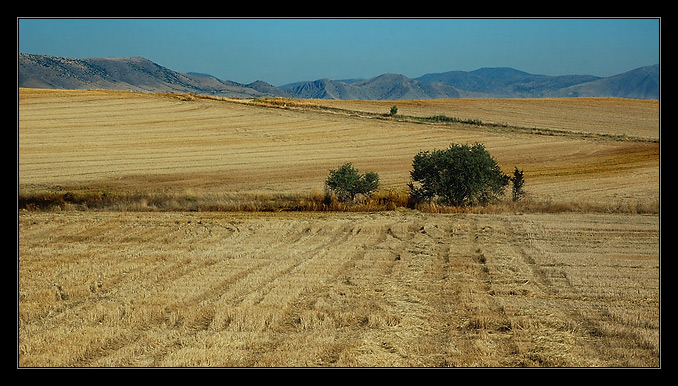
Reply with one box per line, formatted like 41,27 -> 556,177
18,53 -> 659,100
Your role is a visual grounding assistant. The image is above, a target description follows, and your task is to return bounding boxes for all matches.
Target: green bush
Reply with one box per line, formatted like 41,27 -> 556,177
325,163 -> 380,202
510,167 -> 526,202
408,143 -> 509,206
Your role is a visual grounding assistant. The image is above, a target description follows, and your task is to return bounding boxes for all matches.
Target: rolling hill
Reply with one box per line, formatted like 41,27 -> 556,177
19,53 -> 658,100
414,67 -> 602,98
18,54 -> 277,98
547,65 -> 659,99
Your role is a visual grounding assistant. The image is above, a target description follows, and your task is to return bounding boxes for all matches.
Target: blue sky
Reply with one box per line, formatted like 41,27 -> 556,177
18,18 -> 660,86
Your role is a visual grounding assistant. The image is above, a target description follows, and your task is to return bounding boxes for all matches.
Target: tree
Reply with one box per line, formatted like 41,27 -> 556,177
325,163 -> 380,202
389,105 -> 398,116
510,167 -> 525,202
408,143 -> 509,206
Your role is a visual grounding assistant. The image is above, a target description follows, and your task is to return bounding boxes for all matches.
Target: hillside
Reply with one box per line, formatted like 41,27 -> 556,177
18,54 -> 285,98
415,67 -> 602,98
19,53 -> 659,100
549,65 -> 659,99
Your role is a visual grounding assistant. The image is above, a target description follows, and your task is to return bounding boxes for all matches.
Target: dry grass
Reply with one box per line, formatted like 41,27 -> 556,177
18,211 -> 659,367
18,188 -> 658,215
17,89 -> 660,367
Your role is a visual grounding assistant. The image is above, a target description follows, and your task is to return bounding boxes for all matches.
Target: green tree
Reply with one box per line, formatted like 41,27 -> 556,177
389,105 -> 398,116
510,167 -> 525,202
325,163 -> 380,202
408,143 -> 509,206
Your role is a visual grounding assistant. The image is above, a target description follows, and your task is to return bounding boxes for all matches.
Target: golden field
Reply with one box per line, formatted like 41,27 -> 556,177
18,89 -> 658,210
17,89 -> 660,367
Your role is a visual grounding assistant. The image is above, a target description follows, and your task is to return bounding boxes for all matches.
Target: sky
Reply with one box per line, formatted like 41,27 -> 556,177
18,18 -> 660,87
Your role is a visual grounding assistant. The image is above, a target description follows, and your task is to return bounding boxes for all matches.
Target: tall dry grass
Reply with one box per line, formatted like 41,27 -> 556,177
18,188 -> 659,214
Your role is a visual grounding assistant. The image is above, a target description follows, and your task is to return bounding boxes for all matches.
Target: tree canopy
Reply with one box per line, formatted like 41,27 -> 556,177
325,163 -> 380,202
408,143 -> 510,206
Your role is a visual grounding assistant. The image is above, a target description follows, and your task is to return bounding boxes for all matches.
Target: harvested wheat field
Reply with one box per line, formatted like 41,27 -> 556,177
18,89 -> 660,367
18,89 -> 658,209
18,211 -> 659,367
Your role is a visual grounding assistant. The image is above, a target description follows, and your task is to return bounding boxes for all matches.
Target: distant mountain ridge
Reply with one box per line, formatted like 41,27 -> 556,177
414,67 -> 602,98
19,53 -> 659,100
18,54 -> 273,98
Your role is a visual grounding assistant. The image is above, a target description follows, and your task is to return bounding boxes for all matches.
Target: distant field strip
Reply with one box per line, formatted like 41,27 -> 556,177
305,97 -> 660,141
18,211 -> 659,367
250,97 -> 658,142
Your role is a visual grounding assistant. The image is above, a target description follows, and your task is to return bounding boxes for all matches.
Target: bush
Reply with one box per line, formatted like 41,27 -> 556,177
408,143 -> 509,206
510,167 -> 526,202
325,163 -> 380,202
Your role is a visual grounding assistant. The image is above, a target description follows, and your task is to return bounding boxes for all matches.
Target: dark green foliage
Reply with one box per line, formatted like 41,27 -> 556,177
326,163 -> 380,202
408,143 -> 510,206
510,167 -> 526,202
389,105 -> 398,116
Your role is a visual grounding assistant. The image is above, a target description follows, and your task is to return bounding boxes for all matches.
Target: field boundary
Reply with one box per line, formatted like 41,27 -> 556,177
17,189 -> 659,215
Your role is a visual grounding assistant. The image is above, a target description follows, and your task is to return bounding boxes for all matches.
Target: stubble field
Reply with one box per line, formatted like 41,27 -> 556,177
18,89 -> 660,367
